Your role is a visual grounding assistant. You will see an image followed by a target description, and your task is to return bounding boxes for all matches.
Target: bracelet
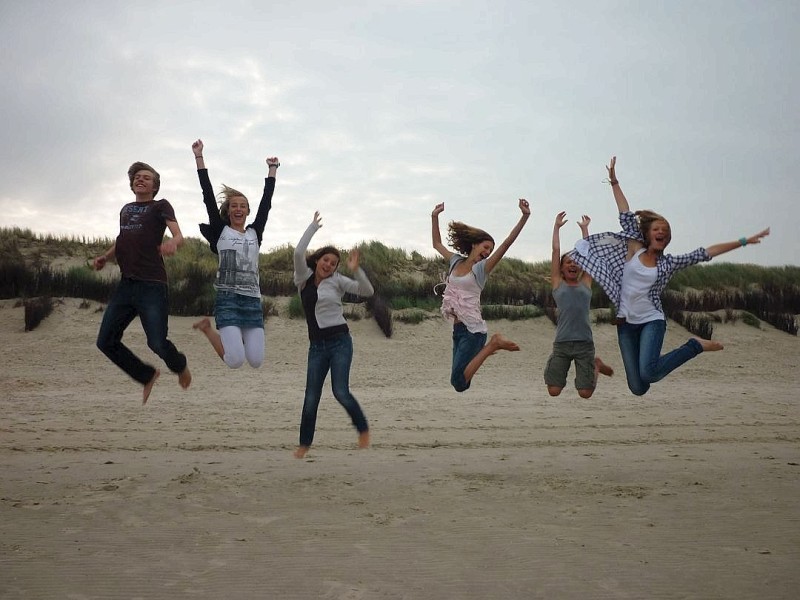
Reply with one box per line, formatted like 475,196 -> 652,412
269,162 -> 280,168
738,237 -> 747,247
609,179 -> 619,185
194,155 -> 203,158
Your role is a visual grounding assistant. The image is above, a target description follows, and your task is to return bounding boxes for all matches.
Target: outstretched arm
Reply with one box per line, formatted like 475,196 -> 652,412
551,211 -> 567,287
431,203 -> 454,261
706,228 -> 770,258
484,198 -> 531,274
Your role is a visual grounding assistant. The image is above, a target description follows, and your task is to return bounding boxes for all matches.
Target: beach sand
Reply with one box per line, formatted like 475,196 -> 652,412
1,298 -> 798,599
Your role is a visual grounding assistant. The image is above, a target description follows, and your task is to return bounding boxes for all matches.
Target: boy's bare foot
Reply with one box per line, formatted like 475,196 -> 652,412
490,333 -> 520,352
358,431 -> 370,449
294,445 -> 310,459
193,317 -> 212,332
695,337 -> 724,352
595,357 -> 614,377
143,369 -> 160,405
178,366 -> 192,389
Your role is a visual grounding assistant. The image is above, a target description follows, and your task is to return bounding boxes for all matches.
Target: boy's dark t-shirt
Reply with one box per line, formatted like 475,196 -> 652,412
114,199 -> 176,283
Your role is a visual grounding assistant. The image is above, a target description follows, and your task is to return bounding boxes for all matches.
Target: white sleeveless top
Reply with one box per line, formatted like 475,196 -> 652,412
618,248 -> 663,324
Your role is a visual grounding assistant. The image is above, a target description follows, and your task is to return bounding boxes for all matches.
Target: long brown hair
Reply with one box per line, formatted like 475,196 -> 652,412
447,221 -> 494,255
635,210 -> 672,248
217,185 -> 249,224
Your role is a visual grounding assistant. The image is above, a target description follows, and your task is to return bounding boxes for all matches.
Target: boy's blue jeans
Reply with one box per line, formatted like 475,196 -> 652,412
617,319 -> 702,396
300,332 -> 368,447
96,278 -> 187,385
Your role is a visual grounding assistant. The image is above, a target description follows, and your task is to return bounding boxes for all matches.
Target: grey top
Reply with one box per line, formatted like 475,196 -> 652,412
553,284 -> 593,343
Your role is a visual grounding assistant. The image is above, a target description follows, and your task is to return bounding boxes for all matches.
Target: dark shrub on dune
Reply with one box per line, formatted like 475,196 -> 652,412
24,296 -> 54,331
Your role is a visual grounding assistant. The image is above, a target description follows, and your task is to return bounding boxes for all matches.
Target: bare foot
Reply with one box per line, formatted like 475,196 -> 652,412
595,357 -> 614,377
293,446 -> 310,459
358,431 -> 370,449
178,366 -> 192,389
695,337 -> 724,352
143,369 -> 160,405
193,317 -> 212,332
490,333 -> 520,352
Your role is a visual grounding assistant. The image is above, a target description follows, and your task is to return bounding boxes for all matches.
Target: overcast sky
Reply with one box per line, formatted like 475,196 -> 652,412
1,0 -> 796,266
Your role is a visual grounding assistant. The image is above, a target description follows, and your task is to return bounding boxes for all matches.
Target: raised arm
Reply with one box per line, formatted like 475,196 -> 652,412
192,139 -> 206,170
341,248 -> 375,297
193,139 -> 223,228
250,156 -> 280,240
293,212 -> 322,287
577,214 -> 593,287
431,203 -> 454,261
606,156 -> 631,213
551,211 -> 567,287
705,228 -> 770,259
484,198 -> 531,274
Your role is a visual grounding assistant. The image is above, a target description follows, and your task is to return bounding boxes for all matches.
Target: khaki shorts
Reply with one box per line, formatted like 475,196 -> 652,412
544,340 -> 596,390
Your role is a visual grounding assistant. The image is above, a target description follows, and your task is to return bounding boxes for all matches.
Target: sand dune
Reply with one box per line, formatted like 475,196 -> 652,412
1,297 -> 798,599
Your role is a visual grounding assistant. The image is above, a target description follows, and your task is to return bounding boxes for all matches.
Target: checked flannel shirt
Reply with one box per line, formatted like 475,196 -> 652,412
571,211 -> 711,316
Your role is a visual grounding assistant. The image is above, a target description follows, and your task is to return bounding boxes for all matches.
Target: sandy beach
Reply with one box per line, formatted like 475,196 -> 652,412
1,297 -> 798,599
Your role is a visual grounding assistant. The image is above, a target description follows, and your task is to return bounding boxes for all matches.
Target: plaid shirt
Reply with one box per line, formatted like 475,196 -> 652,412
572,211 -> 711,314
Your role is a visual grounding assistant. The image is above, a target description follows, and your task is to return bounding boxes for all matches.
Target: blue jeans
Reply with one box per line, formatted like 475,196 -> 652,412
299,333 -> 368,447
97,278 -> 187,385
451,323 -> 487,392
617,319 -> 702,396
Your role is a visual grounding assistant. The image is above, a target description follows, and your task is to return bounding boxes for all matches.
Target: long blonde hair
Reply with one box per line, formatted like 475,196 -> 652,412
635,210 -> 671,248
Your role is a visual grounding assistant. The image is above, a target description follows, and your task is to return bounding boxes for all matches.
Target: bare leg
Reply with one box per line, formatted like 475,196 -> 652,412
578,357 -> 614,399
178,366 -> 192,389
193,317 -> 225,360
143,369 -> 160,405
294,445 -> 310,459
595,357 -> 614,377
463,333 -> 520,384
694,337 -> 724,352
358,431 -> 370,449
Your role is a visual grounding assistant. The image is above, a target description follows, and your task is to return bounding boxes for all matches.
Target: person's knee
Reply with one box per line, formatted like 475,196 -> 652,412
629,384 -> 649,396
224,355 -> 245,369
547,386 -> 562,397
578,388 -> 594,399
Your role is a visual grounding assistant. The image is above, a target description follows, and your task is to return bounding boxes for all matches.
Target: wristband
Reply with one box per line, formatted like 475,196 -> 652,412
738,237 -> 747,247
269,162 -> 280,169
609,180 -> 619,185
194,155 -> 203,158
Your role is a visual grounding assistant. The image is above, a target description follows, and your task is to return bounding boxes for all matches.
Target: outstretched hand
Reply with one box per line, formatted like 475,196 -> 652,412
313,211 -> 322,228
746,228 -> 770,245
518,198 -> 531,216
578,214 -> 591,229
431,203 -> 445,217
554,211 -> 567,228
347,248 -> 361,271
607,156 -> 617,181
192,139 -> 204,157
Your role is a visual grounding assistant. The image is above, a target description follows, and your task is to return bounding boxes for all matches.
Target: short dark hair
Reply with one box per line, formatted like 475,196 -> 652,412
127,161 -> 161,198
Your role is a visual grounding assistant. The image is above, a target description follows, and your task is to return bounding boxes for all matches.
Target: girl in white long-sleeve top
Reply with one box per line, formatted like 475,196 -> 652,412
292,212 -> 374,458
